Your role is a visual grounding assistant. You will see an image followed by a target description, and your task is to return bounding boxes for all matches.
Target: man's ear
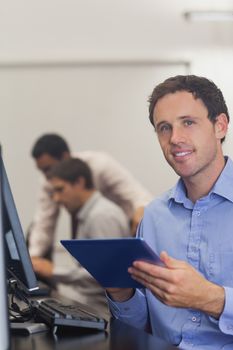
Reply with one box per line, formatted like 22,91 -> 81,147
61,151 -> 70,160
215,113 -> 228,140
75,176 -> 86,189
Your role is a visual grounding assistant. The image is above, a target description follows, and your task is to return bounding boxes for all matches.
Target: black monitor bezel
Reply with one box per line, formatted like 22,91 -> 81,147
1,156 -> 38,293
0,148 -> 10,348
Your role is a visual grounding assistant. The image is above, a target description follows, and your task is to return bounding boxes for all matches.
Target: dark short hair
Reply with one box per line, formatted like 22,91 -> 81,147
31,134 -> 70,159
47,158 -> 94,189
148,75 -> 229,142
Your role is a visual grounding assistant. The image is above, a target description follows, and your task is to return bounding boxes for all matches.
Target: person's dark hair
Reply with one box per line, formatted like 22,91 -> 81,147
47,158 -> 94,189
31,134 -> 70,159
148,75 -> 229,142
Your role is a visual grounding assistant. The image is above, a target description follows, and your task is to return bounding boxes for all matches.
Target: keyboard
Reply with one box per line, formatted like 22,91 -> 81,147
32,298 -> 107,331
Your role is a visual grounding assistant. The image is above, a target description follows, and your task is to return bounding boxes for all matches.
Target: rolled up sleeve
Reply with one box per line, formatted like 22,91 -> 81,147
107,289 -> 149,330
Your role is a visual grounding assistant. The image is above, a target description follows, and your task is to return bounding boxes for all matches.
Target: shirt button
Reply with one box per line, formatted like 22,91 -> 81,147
196,211 -> 200,216
192,316 -> 197,322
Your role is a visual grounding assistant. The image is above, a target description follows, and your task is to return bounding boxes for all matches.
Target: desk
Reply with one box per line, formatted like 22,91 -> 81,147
11,319 -> 177,350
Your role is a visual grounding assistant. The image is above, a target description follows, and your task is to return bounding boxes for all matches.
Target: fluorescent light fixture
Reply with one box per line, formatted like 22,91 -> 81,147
184,10 -> 233,22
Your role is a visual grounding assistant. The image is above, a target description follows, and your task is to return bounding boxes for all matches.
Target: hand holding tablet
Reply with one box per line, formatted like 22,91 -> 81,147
60,237 -> 162,288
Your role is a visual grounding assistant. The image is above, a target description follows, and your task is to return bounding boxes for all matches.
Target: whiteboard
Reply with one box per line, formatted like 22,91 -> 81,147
0,61 -> 188,232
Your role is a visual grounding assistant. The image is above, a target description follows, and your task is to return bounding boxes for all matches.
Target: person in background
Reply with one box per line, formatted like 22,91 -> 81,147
106,75 -> 233,348
28,133 -> 152,258
32,158 -> 130,317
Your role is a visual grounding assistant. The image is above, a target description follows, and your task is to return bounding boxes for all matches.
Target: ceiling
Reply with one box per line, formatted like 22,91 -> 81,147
0,0 -> 233,61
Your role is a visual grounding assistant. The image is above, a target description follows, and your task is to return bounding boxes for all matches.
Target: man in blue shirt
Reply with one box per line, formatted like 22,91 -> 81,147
107,75 -> 233,348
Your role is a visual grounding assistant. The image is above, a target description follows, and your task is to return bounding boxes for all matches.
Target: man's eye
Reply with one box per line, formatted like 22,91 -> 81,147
184,120 -> 193,126
53,187 -> 63,193
43,167 -> 51,174
158,124 -> 171,133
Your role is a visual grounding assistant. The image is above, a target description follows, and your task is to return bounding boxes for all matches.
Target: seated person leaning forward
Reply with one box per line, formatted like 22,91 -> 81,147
32,158 -> 130,318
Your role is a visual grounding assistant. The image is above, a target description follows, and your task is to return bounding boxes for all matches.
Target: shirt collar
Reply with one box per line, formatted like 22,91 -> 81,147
169,179 -> 189,206
211,156 -> 233,203
77,191 -> 101,221
169,156 -> 233,205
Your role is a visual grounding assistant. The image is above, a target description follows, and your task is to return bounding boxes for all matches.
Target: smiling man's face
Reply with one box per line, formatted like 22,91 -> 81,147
153,90 -> 226,181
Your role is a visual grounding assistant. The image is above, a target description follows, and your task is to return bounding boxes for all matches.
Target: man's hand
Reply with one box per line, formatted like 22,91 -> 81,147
106,288 -> 134,302
31,257 -> 53,279
129,251 -> 225,319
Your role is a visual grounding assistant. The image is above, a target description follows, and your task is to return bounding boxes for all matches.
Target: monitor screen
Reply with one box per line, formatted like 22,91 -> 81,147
1,156 -> 38,293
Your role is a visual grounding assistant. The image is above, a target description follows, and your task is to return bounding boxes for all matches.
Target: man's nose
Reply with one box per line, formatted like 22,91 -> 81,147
52,192 -> 61,203
170,126 -> 186,144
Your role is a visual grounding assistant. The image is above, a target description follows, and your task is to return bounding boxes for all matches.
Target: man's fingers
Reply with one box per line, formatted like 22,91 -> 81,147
160,251 -> 186,269
130,260 -> 171,282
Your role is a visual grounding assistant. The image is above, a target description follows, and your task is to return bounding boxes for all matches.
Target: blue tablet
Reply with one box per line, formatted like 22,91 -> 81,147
60,237 -> 162,288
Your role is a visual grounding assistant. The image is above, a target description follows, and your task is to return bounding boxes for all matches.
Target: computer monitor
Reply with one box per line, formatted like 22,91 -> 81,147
0,155 -> 38,293
0,148 -> 10,349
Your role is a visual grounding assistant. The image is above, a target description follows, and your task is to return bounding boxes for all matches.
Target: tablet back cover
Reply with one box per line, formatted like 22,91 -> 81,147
60,238 -> 161,288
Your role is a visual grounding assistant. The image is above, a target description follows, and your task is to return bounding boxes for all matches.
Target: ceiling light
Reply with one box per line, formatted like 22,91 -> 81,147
184,11 -> 233,22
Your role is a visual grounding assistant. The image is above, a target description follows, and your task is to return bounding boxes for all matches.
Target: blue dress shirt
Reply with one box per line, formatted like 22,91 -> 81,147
108,157 -> 233,349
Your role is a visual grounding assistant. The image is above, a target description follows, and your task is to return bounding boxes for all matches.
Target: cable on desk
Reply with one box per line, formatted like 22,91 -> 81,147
8,278 -> 35,322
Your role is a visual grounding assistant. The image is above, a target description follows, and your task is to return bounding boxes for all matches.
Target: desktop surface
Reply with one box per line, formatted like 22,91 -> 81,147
11,318 -> 177,350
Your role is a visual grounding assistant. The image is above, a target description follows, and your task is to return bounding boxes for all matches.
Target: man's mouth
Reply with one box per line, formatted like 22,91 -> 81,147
174,151 -> 192,157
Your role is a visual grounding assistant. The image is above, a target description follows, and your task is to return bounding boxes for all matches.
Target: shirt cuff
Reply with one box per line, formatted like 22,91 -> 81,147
219,286 -> 233,335
106,289 -> 148,329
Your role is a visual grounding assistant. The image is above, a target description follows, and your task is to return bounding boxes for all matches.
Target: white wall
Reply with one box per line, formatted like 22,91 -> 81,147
191,50 -> 233,157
